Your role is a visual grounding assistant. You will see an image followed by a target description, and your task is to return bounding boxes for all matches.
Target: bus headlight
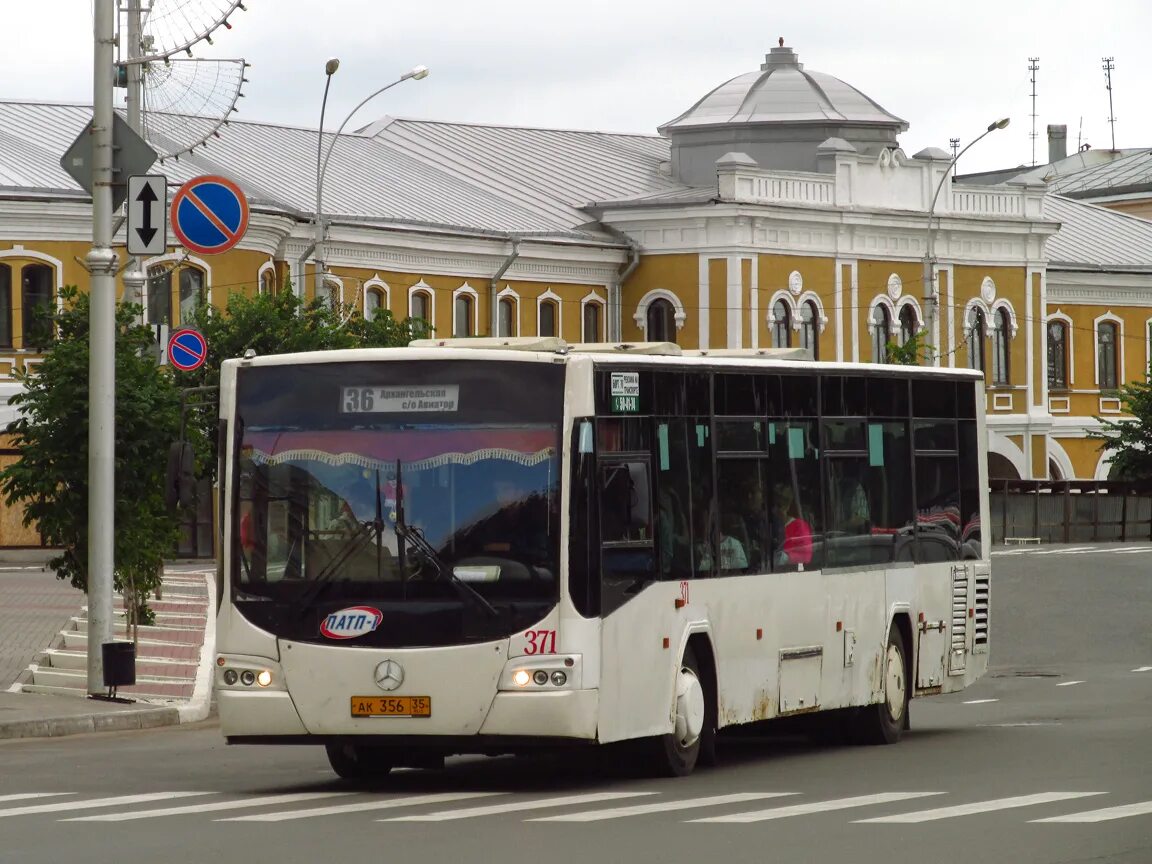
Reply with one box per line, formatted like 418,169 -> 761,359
256,670 -> 272,687
240,670 -> 256,686
223,669 -> 238,686
216,655 -> 286,691
499,655 -> 582,691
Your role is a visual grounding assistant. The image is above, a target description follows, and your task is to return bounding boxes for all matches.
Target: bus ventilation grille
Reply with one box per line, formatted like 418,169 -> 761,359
973,575 -> 991,653
951,567 -> 968,654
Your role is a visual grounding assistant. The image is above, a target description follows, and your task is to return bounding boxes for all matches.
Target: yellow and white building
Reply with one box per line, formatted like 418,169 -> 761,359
1,42 -> 1150,545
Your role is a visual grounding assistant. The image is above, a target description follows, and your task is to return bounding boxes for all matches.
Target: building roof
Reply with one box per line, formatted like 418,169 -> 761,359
1045,149 -> 1152,198
659,44 -> 907,134
1043,194 -> 1152,270
0,99 -> 678,240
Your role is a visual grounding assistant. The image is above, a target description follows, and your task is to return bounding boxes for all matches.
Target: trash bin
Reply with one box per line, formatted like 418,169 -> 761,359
102,641 -> 136,688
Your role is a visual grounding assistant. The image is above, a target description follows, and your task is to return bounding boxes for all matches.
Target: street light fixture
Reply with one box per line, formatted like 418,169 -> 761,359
922,117 -> 1010,363
312,61 -> 429,300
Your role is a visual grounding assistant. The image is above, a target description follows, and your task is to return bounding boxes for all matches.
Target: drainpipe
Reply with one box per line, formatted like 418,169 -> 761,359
611,238 -> 641,342
489,237 -> 520,336
295,241 -> 316,299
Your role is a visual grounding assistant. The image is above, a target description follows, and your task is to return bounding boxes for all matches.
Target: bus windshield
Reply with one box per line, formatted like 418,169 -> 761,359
231,359 -> 564,647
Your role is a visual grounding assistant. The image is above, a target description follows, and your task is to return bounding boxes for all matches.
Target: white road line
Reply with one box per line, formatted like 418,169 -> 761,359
1133,666 -> 1152,673
64,792 -> 350,822
690,792 -> 943,823
530,793 -> 793,822
1032,801 -> 1152,823
963,699 -> 999,704
1056,681 -> 1085,687
0,794 -> 72,804
855,792 -> 1106,823
0,792 -> 208,819
382,792 -> 654,822
1113,548 -> 1152,554
220,792 -> 500,822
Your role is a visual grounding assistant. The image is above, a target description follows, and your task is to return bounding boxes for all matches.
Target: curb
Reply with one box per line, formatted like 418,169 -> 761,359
0,706 -> 181,740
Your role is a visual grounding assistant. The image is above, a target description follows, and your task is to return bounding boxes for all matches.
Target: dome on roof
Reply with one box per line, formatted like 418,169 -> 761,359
661,43 -> 907,133
661,42 -> 909,183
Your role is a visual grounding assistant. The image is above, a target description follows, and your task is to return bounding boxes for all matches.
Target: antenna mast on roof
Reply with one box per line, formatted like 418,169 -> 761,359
1102,56 -> 1116,151
1027,57 -> 1039,165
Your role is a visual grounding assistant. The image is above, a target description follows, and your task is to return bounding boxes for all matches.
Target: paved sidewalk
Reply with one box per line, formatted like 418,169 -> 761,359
0,559 -> 215,740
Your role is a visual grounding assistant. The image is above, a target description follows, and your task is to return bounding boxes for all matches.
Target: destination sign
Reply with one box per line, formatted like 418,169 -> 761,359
341,385 -> 460,414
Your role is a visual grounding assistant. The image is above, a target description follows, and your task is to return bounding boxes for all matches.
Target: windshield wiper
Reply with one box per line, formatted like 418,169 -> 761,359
394,459 -> 498,618
296,516 -> 373,614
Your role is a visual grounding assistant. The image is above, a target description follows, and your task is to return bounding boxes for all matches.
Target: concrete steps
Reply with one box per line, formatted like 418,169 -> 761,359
13,570 -> 211,704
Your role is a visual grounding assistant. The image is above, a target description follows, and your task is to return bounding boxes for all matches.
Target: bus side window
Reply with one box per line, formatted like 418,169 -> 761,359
600,460 -> 655,612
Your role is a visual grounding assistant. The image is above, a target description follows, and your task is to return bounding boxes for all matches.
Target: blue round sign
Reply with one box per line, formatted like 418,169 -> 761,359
170,175 -> 249,255
168,328 -> 208,372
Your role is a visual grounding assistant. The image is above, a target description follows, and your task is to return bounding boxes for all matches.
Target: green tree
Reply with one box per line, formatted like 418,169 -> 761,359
177,286 -> 429,477
1093,372 -> 1152,480
886,329 -> 928,366
0,287 -> 183,632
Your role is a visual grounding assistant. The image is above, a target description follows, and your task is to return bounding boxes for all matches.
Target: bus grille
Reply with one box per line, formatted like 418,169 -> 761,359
951,567 -> 968,652
973,574 -> 991,652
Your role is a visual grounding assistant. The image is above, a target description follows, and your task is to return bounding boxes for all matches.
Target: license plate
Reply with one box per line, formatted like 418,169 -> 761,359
351,696 -> 431,718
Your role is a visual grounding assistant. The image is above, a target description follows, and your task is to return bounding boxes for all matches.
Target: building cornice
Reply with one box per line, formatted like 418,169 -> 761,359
1047,269 -> 1152,304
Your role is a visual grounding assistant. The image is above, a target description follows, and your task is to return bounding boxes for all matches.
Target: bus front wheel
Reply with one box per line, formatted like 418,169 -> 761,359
325,741 -> 394,780
854,625 -> 909,745
647,645 -> 710,777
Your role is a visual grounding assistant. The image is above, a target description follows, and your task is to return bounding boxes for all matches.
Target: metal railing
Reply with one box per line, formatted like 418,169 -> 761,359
991,479 -> 1152,545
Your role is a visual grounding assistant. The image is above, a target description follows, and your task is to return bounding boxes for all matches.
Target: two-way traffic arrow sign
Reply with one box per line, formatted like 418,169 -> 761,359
127,175 -> 167,256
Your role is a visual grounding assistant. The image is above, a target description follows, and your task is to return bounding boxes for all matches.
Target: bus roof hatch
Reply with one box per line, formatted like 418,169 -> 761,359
408,336 -> 569,352
566,342 -> 682,356
684,347 -> 813,361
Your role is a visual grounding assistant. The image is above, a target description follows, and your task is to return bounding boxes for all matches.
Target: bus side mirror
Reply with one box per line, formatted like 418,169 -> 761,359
165,442 -> 196,512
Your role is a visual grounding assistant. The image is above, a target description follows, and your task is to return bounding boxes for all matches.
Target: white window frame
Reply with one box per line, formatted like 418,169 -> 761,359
408,279 -> 436,326
579,290 -> 606,343
1093,311 -> 1124,390
1045,311 -> 1074,389
868,295 -> 896,362
633,288 -> 686,338
537,288 -> 564,338
452,282 -> 480,337
363,276 -> 390,318
257,260 -> 276,296
497,286 -> 520,338
140,253 -> 213,325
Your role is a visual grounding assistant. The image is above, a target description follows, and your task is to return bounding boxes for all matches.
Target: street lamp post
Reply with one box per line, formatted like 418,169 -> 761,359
922,117 -> 1010,363
312,61 -> 429,301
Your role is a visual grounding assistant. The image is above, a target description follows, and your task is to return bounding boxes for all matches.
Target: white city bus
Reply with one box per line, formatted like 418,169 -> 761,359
213,338 -> 991,778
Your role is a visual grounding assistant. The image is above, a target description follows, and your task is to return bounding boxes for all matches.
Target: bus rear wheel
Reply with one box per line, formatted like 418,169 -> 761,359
325,741 -> 394,780
853,625 -> 909,745
646,645 -> 710,777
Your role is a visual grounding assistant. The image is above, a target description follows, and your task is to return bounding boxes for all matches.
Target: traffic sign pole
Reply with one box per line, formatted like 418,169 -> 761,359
87,0 -> 116,697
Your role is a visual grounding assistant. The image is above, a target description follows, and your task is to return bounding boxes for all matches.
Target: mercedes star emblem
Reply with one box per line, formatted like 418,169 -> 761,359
374,659 -> 404,692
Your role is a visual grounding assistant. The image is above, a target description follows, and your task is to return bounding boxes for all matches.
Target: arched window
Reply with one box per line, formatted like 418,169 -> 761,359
147,264 -> 172,325
1047,320 -> 1068,390
410,290 -> 431,324
0,264 -> 11,348
871,304 -> 891,363
179,267 -> 205,325
453,294 -> 474,337
498,297 -> 516,337
646,298 -> 675,343
898,304 -> 917,346
21,264 -> 53,349
799,300 -> 819,359
583,302 -> 602,343
772,299 -> 791,348
539,299 -> 558,338
259,268 -> 275,296
991,307 -> 1011,385
320,278 -> 340,310
967,307 -> 986,373
1098,321 -> 1118,390
365,288 -> 385,320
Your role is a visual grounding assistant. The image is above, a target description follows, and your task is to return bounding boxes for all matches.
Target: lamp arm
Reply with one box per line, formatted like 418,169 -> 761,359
317,76 -> 406,201
926,126 -> 995,248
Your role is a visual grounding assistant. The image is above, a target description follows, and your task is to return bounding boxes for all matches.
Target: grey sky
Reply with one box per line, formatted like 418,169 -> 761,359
8,1 -> 1151,175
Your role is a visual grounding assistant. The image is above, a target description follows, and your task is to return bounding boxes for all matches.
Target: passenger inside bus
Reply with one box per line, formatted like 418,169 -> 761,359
772,483 -> 813,570
657,486 -> 691,578
718,515 -> 749,573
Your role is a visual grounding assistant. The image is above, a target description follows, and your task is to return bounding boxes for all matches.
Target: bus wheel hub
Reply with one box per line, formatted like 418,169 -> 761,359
674,667 -> 705,747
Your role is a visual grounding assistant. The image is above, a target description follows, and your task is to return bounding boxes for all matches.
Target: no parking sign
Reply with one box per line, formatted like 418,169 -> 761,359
170,175 -> 249,255
167,328 -> 209,372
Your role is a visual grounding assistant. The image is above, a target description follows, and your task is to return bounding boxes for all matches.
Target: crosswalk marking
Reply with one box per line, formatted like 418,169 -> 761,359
0,794 -> 72,804
64,792 -> 351,822
1056,681 -> 1085,687
690,792 -> 943,823
382,792 -> 654,822
855,792 -> 1106,823
0,792 -> 208,819
220,792 -> 500,823
529,792 -> 793,822
1032,801 -> 1152,823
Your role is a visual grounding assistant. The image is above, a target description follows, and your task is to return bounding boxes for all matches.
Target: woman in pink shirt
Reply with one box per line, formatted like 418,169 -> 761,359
773,484 -> 813,570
